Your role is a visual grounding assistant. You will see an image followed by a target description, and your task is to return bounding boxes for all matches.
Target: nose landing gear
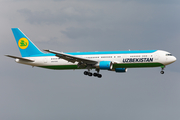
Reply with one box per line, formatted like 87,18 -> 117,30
160,71 -> 164,74
160,66 -> 165,74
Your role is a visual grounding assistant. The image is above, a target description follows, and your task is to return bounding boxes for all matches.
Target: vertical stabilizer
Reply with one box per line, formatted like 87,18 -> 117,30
11,28 -> 44,57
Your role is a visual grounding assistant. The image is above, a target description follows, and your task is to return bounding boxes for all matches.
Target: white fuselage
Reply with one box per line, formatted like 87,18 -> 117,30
16,50 -> 176,69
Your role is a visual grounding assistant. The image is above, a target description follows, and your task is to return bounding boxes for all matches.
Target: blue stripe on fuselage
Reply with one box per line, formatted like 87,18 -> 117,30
29,50 -> 157,57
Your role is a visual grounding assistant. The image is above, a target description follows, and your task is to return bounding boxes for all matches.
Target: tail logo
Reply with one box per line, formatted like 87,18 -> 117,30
18,38 -> 29,49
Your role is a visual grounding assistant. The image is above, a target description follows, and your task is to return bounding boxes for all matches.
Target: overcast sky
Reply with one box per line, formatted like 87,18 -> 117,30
0,0 -> 180,120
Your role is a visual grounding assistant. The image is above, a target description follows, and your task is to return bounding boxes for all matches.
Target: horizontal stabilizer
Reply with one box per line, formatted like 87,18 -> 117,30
5,55 -> 34,62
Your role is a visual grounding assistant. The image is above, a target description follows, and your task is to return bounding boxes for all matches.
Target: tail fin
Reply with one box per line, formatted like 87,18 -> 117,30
12,28 -> 44,57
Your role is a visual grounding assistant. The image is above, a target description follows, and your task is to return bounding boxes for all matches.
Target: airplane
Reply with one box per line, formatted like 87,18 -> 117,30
6,28 -> 176,78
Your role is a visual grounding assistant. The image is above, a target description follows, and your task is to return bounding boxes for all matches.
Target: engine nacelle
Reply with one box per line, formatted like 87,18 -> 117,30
96,61 -> 113,70
115,68 -> 127,73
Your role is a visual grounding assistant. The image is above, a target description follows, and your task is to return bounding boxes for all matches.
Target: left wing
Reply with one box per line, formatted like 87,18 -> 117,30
44,50 -> 98,65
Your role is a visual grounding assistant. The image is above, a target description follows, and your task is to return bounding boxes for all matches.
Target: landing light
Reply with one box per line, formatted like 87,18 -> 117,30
15,58 -> 19,62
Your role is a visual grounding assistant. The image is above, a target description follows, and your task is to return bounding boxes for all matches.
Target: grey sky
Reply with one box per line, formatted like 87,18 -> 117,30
0,0 -> 180,120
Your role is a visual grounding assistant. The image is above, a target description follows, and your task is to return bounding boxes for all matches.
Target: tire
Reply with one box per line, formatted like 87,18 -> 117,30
160,71 -> 164,74
84,71 -> 88,75
97,74 -> 102,78
93,73 -> 98,77
88,72 -> 92,76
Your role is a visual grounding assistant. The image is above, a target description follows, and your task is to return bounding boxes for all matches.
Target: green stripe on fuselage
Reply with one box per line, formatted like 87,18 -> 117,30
113,63 -> 164,68
38,63 -> 163,70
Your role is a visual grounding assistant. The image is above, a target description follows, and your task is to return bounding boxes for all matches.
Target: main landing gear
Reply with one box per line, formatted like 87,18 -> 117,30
160,66 -> 165,74
84,69 -> 102,78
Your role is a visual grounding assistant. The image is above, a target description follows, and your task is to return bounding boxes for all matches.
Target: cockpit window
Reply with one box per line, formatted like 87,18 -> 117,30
166,54 -> 172,56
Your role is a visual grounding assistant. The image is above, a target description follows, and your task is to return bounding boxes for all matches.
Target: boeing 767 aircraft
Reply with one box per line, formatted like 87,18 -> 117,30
6,28 -> 176,78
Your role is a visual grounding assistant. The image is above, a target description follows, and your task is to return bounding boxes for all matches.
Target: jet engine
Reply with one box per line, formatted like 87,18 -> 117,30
95,61 -> 113,70
115,68 -> 127,73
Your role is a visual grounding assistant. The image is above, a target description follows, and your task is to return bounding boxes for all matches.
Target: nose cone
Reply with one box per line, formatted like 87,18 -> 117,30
172,56 -> 177,63
165,56 -> 177,65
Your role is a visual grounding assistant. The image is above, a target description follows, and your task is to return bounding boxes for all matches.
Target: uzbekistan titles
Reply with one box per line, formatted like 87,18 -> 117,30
123,58 -> 153,63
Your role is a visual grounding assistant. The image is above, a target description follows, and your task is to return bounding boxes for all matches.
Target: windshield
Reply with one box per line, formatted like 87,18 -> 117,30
166,54 -> 172,56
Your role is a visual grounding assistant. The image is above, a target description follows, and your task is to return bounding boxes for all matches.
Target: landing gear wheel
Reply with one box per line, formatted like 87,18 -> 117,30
84,68 -> 102,78
88,72 -> 92,76
97,74 -> 102,78
160,71 -> 164,74
84,71 -> 88,75
93,73 -> 98,77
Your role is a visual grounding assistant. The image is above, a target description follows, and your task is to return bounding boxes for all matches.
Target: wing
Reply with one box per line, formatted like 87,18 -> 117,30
44,50 -> 98,65
5,55 -> 34,62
